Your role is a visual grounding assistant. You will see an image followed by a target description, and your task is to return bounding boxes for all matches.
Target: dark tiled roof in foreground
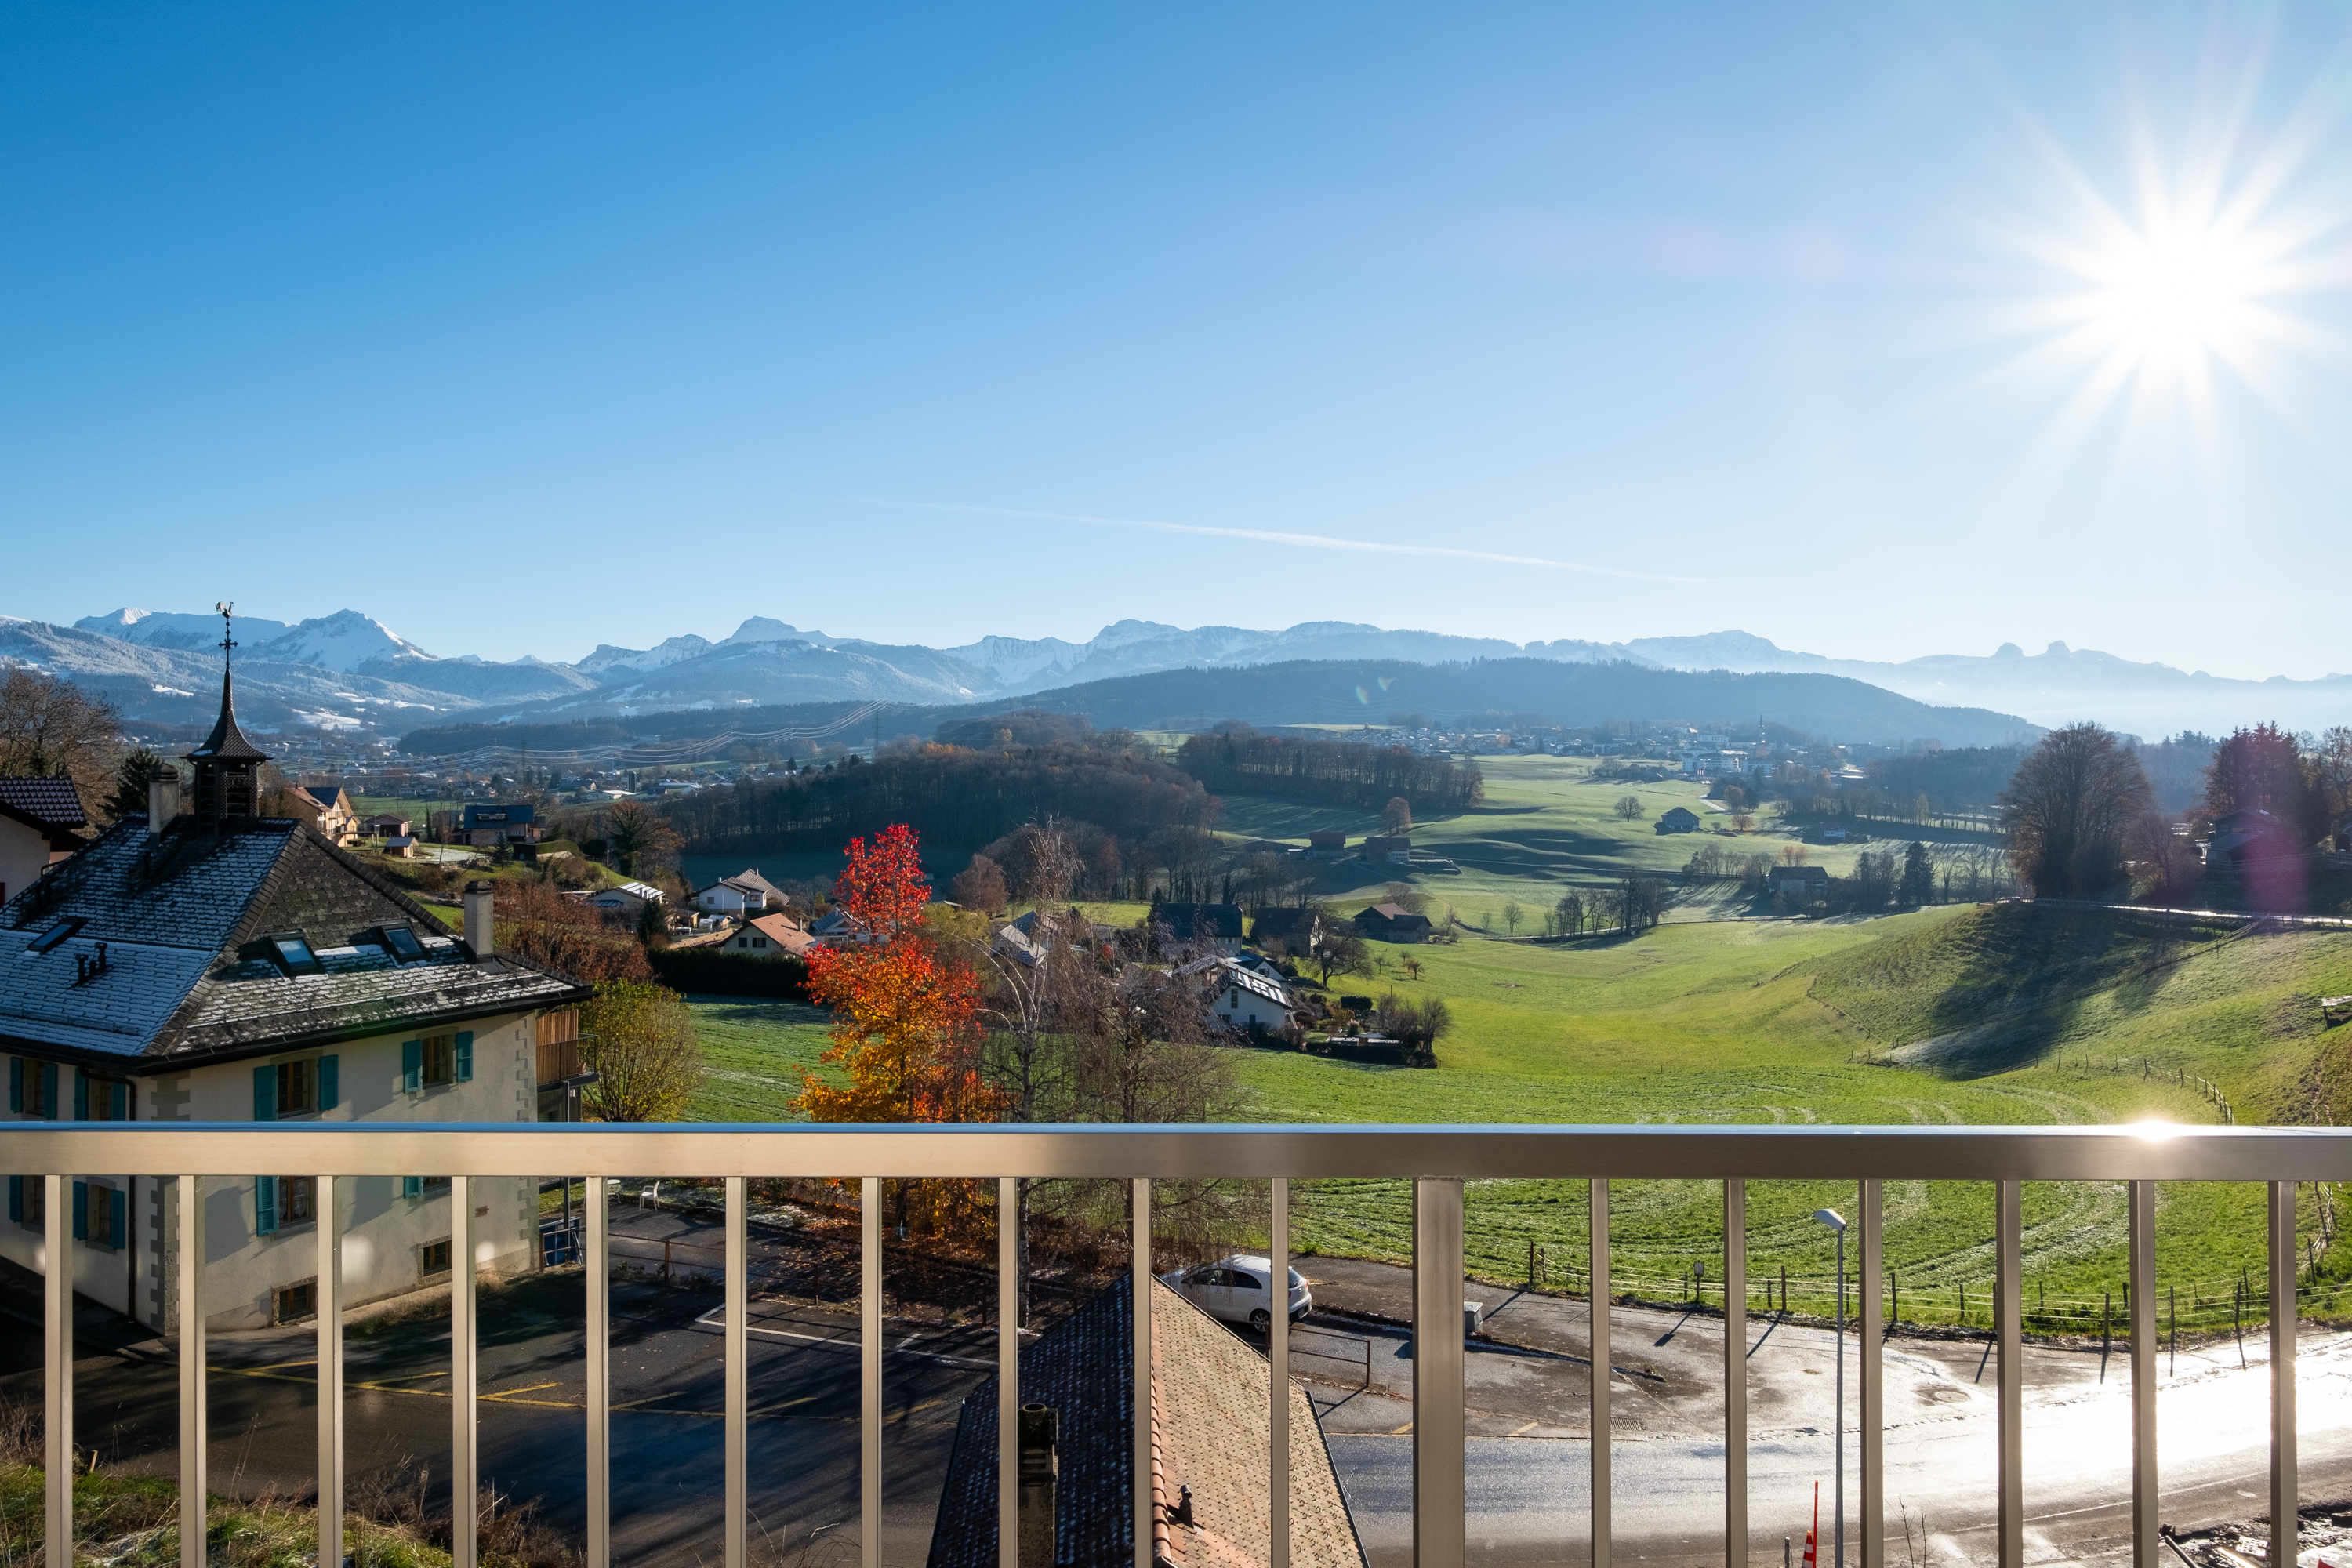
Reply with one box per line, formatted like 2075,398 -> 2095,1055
928,1279 -> 1362,1568
0,777 -> 89,831
0,816 -> 587,1067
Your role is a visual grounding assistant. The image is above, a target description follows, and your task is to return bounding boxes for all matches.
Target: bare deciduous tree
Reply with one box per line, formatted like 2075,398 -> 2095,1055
1998,724 -> 2152,898
952,853 -> 1009,914
0,666 -> 122,819
579,979 -> 705,1121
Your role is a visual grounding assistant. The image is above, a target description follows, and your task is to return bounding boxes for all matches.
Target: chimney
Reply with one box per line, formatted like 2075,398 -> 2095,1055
463,880 -> 495,959
1017,1403 -> 1058,1568
147,773 -> 181,835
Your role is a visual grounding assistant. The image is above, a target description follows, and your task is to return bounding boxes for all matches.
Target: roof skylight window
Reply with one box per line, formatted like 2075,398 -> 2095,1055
27,917 -> 82,954
266,932 -> 323,975
379,925 -> 426,963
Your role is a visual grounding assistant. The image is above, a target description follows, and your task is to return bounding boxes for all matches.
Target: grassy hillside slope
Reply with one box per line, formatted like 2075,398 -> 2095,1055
681,903 -> 2352,1330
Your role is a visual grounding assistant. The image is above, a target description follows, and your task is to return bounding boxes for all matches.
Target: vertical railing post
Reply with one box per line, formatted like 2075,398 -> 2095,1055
586,1173 -> 609,1568
45,1173 -> 71,1568
1858,1181 -> 1882,1568
2270,1181 -> 2298,1566
725,1176 -> 748,1568
178,1174 -> 206,1568
2129,1181 -> 2157,1568
317,1175 -> 343,1568
863,1178 -> 882,1568
451,1174 -> 477,1568
1272,1177 -> 1291,1568
1725,1178 -> 1747,1568
998,1175 -> 1018,1568
1592,1178 -> 1611,1568
1132,1178 -> 1152,1568
1995,1180 -> 2021,1568
1414,1178 -> 1465,1568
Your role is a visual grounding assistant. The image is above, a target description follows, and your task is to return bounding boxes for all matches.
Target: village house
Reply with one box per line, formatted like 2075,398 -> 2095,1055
583,881 -> 666,922
721,910 -> 819,958
1153,903 -> 1245,954
362,811 -> 413,839
693,869 -> 786,916
1766,864 -> 1830,901
1654,806 -> 1704,835
0,654 -> 590,1332
1302,830 -> 1348,860
0,778 -> 87,909
1210,960 -> 1297,1033
1250,906 -> 1321,954
459,802 -> 540,848
810,906 -> 876,945
1353,902 -> 1434,942
2202,808 -> 2304,866
282,784 -> 358,845
1359,834 -> 1411,865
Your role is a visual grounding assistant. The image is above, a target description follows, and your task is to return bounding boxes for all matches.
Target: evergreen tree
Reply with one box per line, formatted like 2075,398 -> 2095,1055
1899,841 -> 1935,907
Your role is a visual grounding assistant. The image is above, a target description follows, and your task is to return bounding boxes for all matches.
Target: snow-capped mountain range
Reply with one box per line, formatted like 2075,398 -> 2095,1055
8,605 -> 2348,740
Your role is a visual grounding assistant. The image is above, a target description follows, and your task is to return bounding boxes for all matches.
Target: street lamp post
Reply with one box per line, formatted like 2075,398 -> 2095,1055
1813,1207 -> 1849,1568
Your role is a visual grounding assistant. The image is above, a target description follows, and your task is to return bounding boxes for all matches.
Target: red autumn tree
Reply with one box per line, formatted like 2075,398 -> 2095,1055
797,823 -> 998,1126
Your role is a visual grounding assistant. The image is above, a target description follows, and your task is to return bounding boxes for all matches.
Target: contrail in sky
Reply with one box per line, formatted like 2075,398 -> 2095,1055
851,499 -> 1706,583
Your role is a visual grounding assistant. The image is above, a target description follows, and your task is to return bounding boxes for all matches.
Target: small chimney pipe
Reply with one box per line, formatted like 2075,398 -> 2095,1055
147,773 -> 181,835
464,880 -> 495,959
1017,1403 -> 1058,1568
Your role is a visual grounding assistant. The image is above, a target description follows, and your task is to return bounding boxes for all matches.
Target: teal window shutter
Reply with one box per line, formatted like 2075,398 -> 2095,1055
402,1176 -> 422,1200
8,1058 -> 19,1113
39,1064 -> 56,1121
111,1080 -> 129,1122
7,1176 -> 19,1222
401,1040 -> 423,1094
255,1176 -> 278,1235
454,1031 -> 474,1083
72,1181 -> 89,1240
109,1188 -> 125,1247
318,1055 -> 339,1112
73,1068 -> 85,1122
254,1065 -> 277,1122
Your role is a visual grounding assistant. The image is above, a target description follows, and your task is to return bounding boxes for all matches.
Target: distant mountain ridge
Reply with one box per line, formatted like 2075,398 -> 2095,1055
18,604 -> 2350,739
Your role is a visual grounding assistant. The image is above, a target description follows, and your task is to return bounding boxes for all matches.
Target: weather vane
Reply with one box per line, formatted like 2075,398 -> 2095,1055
216,601 -> 234,656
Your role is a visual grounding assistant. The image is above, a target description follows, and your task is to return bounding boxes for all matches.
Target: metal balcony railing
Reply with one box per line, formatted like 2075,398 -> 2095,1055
7,1122 -> 2350,1568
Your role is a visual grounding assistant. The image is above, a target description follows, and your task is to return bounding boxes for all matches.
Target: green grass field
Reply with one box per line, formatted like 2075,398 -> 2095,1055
669,750 -> 2352,1329
681,901 -> 2352,1327
1213,755 -> 1926,930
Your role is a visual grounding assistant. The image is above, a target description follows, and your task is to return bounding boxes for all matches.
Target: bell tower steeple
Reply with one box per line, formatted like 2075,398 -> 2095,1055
185,601 -> 271,830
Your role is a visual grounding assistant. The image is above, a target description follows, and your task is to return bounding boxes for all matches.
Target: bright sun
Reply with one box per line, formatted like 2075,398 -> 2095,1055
2086,225 -> 2263,367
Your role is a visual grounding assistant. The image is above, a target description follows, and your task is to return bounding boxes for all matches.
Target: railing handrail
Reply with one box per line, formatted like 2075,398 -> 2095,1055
7,1119 -> 2350,1180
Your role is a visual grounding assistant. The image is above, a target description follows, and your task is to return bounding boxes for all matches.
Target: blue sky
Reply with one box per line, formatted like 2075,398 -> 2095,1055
5,4 -> 2350,673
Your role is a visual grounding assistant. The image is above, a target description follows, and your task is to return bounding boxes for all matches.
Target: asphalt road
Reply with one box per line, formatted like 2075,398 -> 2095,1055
17,1218 -> 2352,1568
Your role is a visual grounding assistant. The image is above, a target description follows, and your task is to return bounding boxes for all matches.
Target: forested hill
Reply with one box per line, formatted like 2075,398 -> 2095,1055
657,742 -> 1218,855
1003,658 -> 2038,745
401,656 -> 2039,755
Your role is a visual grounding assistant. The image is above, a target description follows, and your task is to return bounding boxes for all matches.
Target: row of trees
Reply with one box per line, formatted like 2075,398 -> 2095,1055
1544,874 -> 1671,936
1174,728 -> 1483,815
1995,721 -> 2352,901
653,742 -> 1219,856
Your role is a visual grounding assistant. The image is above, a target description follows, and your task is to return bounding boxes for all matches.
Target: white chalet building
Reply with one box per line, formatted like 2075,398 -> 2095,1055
0,655 -> 590,1331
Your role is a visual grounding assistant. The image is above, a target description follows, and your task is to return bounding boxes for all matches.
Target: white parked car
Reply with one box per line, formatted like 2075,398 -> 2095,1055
1160,1254 -> 1311,1330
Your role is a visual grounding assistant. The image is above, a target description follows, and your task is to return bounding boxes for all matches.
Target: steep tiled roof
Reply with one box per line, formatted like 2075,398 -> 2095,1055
927,1279 -> 1361,1568
0,777 -> 88,831
1156,904 -> 1243,941
0,817 -> 587,1068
